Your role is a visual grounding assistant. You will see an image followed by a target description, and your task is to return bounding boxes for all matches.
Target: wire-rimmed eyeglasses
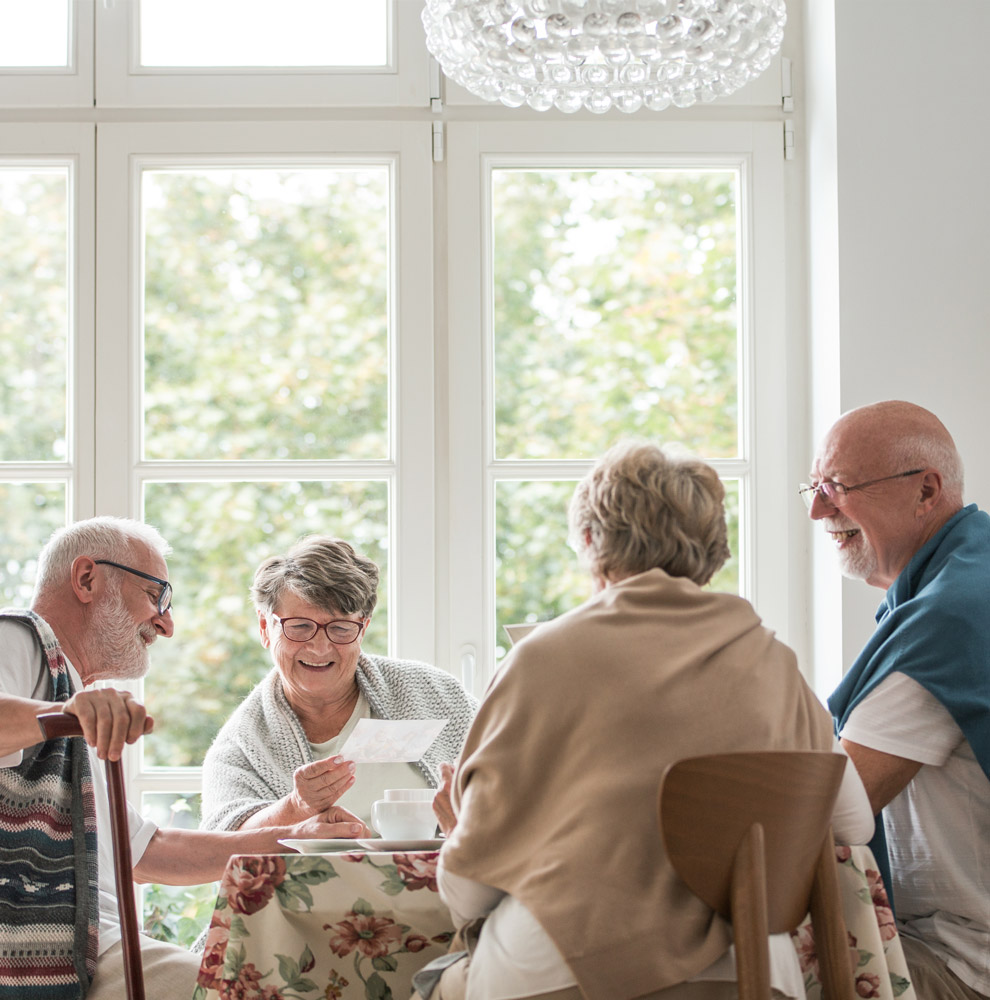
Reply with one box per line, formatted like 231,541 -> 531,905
798,468 -> 925,510
94,559 -> 173,614
271,615 -> 365,645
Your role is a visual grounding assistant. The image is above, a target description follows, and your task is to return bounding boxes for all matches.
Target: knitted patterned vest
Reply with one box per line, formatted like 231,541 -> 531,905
0,609 -> 99,1000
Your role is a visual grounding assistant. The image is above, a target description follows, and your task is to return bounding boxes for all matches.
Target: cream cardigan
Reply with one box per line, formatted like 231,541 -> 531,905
200,654 -> 478,832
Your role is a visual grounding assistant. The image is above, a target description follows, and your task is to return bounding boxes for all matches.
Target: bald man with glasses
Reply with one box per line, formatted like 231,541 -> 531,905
805,400 -> 990,1000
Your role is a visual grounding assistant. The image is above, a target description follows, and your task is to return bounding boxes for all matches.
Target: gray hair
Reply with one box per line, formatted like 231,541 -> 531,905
887,431 -> 965,506
568,441 -> 731,587
251,535 -> 379,618
33,516 -> 171,599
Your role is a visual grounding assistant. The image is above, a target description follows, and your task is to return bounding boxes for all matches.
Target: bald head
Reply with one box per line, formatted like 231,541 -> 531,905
810,401 -> 966,588
822,401 -> 964,508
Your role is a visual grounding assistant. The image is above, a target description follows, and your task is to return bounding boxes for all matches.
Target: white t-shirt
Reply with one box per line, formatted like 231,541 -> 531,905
308,690 -> 431,828
840,670 -> 990,996
0,620 -> 158,955
438,740 -> 872,1000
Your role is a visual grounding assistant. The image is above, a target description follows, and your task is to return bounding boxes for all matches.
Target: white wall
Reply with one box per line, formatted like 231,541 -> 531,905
803,0 -> 990,687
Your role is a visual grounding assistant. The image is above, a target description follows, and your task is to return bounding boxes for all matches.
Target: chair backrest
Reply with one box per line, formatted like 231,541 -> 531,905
658,750 -> 855,1000
37,713 -> 146,1000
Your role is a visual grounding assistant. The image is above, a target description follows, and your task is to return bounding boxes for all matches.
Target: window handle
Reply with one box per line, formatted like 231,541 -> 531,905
459,645 -> 476,694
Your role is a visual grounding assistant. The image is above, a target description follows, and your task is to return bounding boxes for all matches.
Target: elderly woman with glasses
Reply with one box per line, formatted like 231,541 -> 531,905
200,535 -> 478,834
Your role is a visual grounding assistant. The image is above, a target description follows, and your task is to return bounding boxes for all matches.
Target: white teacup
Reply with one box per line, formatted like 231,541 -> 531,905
384,788 -> 437,802
371,798 -> 437,840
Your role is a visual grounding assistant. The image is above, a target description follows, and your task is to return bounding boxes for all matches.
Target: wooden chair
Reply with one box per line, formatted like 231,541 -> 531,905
658,751 -> 855,1000
37,712 -> 146,1000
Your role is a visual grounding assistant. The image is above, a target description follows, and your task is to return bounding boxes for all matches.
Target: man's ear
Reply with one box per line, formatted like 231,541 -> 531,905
70,556 -> 100,606
917,469 -> 943,514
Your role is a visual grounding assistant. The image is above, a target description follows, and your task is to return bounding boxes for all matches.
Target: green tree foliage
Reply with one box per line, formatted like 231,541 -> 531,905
490,169 -> 741,656
492,168 -> 738,459
140,793 -> 217,948
142,168 -> 389,461
0,483 -> 65,608
0,170 -> 67,461
0,170 -> 69,608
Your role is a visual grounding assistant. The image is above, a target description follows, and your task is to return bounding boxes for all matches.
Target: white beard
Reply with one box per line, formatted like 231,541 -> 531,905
836,535 -> 879,583
91,586 -> 152,680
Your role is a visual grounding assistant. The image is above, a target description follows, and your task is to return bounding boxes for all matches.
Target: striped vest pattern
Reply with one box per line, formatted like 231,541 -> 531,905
0,609 -> 99,1000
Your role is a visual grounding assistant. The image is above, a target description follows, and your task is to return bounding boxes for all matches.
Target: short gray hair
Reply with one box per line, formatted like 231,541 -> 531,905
887,431 -> 965,506
251,535 -> 380,618
568,441 -> 730,587
34,516 -> 171,599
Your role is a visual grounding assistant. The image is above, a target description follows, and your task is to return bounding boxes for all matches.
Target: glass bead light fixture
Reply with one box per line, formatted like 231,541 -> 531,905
422,0 -> 786,114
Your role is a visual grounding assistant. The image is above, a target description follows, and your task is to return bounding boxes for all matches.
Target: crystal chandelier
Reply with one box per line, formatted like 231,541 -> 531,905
422,1 -> 786,114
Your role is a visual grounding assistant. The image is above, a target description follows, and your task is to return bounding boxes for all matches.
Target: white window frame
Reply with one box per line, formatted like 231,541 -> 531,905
443,121 -> 790,696
94,121 -> 435,801
0,123 -> 95,518
95,0 -> 431,108
0,1 -> 95,108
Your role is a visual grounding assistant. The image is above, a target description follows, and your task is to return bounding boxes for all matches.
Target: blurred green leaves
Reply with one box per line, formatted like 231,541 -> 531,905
492,168 -> 738,460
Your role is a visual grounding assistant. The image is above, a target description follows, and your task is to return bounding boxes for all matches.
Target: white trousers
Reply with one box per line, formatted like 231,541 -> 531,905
86,935 -> 202,1000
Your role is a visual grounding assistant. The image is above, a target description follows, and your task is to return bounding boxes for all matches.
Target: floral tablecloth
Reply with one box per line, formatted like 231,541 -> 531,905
192,850 -> 453,1000
193,843 -> 916,1000
792,845 -> 917,1000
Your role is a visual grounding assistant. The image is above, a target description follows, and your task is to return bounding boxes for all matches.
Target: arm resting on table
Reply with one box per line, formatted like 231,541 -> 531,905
134,810 -> 365,885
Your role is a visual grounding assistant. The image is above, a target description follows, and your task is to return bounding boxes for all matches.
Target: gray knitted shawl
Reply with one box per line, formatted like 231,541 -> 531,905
200,653 -> 478,831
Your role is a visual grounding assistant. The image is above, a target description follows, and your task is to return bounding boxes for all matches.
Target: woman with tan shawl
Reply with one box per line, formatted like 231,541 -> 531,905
427,442 -> 873,1000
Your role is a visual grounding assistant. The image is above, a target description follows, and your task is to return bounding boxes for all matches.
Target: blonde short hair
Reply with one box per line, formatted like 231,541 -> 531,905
251,535 -> 379,618
568,441 -> 730,587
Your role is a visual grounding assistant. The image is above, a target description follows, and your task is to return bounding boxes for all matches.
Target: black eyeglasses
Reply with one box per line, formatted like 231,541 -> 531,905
271,615 -> 365,645
94,560 -> 173,615
798,468 -> 925,510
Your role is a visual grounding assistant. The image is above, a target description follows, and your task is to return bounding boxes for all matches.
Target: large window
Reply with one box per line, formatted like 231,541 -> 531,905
445,122 -> 788,684
487,164 -> 744,661
0,165 -> 70,589
0,124 -> 94,602
94,121 -> 434,776
137,162 -> 392,766
0,5 -> 795,947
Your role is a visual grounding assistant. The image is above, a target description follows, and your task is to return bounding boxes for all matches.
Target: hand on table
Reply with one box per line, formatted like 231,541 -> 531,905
291,805 -> 368,840
62,687 -> 153,761
288,757 -> 357,818
433,762 -> 457,837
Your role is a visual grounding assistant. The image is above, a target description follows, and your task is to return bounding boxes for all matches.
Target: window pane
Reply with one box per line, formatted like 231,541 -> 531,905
494,480 -> 587,664
140,792 -> 216,948
142,480 -> 388,767
0,0 -> 69,67
494,477 -> 739,665
492,169 -> 739,461
139,0 -> 388,68
143,167 -> 390,462
0,482 -> 66,607
0,167 -> 68,461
